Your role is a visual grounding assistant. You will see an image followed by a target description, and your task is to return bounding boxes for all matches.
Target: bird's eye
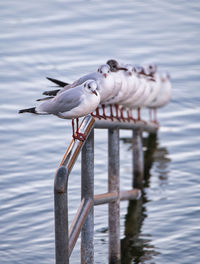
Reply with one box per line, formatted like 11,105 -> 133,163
100,70 -> 102,73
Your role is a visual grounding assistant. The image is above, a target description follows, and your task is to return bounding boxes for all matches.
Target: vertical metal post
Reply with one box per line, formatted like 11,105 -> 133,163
54,166 -> 69,264
81,129 -> 94,264
132,129 -> 144,189
108,128 -> 120,264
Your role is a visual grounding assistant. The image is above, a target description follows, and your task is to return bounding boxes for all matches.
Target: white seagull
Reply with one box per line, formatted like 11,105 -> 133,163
44,60 -> 127,120
103,59 -> 128,119
147,73 -> 172,124
43,64 -> 115,119
19,80 -> 100,141
120,71 -> 150,122
116,64 -> 139,120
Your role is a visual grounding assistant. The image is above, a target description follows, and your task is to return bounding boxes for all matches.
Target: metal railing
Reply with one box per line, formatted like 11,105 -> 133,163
54,115 -> 158,264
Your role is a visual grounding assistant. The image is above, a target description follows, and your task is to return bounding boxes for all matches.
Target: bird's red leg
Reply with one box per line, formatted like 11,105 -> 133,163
76,118 -> 79,131
102,104 -> 107,119
95,107 -> 102,120
115,104 -> 120,121
149,109 -> 152,122
137,107 -> 146,124
120,107 -> 126,122
154,109 -> 157,123
108,104 -> 114,121
72,118 -> 85,141
127,109 -> 136,122
153,109 -> 159,126
127,109 -> 131,122
137,107 -> 141,121
72,119 -> 76,139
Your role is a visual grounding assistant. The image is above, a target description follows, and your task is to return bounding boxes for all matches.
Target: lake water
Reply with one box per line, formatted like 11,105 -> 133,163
0,0 -> 200,263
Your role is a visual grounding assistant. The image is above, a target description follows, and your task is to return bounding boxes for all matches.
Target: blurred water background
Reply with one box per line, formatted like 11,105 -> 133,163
0,0 -> 200,263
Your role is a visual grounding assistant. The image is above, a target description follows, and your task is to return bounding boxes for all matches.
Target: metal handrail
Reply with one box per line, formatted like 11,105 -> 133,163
54,114 -> 158,264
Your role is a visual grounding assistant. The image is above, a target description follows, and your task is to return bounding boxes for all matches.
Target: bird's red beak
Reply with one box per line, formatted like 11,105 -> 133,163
103,73 -> 107,78
92,90 -> 98,96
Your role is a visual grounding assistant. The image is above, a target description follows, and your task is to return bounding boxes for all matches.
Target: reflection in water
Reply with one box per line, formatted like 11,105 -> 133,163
121,132 -> 171,264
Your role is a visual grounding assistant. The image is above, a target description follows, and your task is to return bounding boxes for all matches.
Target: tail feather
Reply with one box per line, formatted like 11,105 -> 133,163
18,107 -> 36,114
46,77 -> 69,87
42,89 -> 60,96
36,96 -> 54,102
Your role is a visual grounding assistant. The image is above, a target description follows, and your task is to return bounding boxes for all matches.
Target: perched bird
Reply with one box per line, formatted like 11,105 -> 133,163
116,64 -> 141,121
44,64 -> 112,98
144,63 -> 157,77
106,59 -> 127,72
123,75 -> 151,122
44,61 -> 127,120
19,80 -> 100,141
144,74 -> 161,121
30,60 -> 170,126
103,59 -> 128,119
43,64 -> 116,119
148,73 -> 172,124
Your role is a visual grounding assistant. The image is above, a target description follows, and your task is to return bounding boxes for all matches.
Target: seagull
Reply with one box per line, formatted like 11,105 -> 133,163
116,64 -> 138,120
144,74 -> 161,122
106,59 -> 127,72
103,59 -> 128,119
147,73 -> 172,124
19,80 -> 100,141
121,73 -> 151,122
144,63 -> 157,77
44,64 -> 113,98
43,64 -> 115,119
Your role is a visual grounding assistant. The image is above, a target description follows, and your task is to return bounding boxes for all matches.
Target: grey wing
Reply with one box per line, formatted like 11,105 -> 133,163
38,87 -> 82,114
51,87 -> 82,114
72,72 -> 98,86
58,72 -> 99,94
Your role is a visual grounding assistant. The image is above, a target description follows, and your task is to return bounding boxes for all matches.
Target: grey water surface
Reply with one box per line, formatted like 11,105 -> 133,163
0,0 -> 200,263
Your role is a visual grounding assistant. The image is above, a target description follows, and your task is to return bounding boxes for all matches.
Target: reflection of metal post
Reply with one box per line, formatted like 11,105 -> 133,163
54,166 -> 69,264
133,129 -> 144,189
81,129 -> 94,264
108,128 -> 120,264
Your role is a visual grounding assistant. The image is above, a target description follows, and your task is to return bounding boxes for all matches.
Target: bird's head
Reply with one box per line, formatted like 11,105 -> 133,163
124,64 -> 134,76
97,64 -> 110,78
106,59 -> 127,72
84,80 -> 99,96
134,65 -> 144,75
147,63 -> 157,74
161,72 -> 171,82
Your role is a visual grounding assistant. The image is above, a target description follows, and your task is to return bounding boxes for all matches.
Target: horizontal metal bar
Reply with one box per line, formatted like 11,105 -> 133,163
68,189 -> 140,255
59,115 -> 157,171
68,199 -> 93,257
94,191 -> 118,205
59,115 -> 95,170
94,119 -> 158,132
120,189 -> 141,201
94,189 -> 141,206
